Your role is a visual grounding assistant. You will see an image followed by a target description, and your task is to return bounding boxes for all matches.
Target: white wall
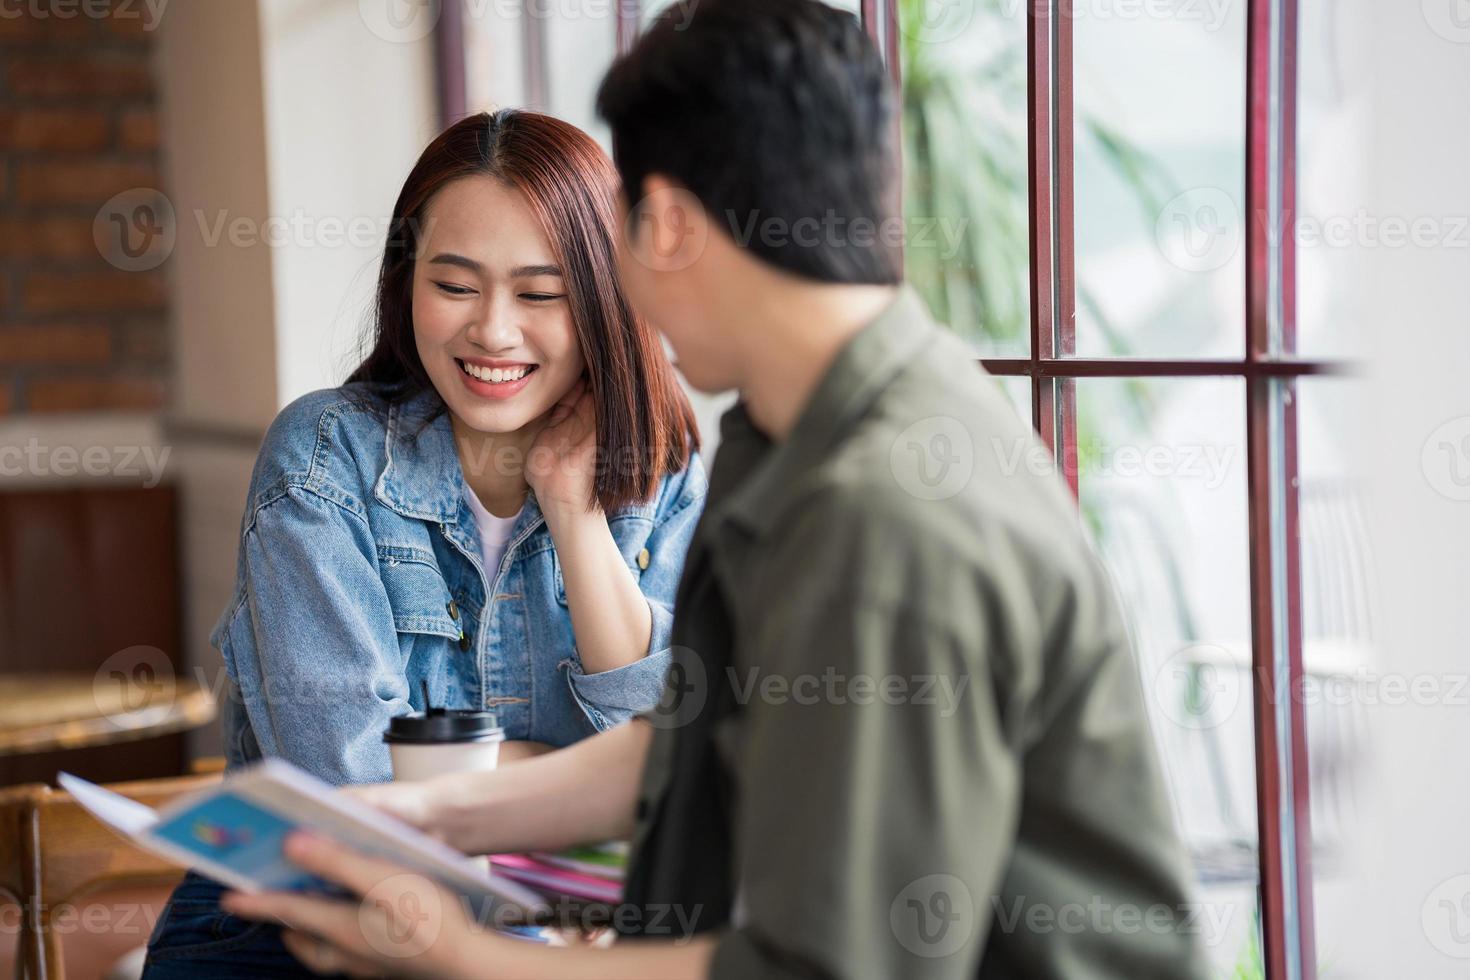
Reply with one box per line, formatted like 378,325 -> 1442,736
1340,2 -> 1470,975
258,0 -> 439,403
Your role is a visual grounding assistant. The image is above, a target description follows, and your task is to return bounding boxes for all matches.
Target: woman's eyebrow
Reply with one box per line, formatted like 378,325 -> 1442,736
424,255 -> 561,278
510,264 -> 562,278
426,252 -> 482,272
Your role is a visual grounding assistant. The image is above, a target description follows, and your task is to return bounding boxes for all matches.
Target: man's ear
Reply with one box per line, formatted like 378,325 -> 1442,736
623,174 -> 710,274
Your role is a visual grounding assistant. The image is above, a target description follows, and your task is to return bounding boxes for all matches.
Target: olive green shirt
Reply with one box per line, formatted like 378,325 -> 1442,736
622,288 -> 1208,979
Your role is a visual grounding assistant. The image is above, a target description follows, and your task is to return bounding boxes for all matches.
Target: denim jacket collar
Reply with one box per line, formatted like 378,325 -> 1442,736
374,389 -> 469,524
372,390 -> 555,574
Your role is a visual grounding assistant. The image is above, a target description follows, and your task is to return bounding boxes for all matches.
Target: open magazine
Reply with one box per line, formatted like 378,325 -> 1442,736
59,758 -> 548,922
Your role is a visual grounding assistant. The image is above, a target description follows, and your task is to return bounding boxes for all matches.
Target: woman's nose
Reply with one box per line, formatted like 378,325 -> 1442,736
466,295 -> 523,350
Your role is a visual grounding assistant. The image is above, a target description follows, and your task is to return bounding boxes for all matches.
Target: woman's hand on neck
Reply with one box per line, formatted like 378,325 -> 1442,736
523,377 -> 600,524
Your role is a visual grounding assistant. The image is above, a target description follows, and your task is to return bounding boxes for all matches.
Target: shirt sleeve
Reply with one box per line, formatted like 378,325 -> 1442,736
565,456 -> 707,730
218,486 -> 407,785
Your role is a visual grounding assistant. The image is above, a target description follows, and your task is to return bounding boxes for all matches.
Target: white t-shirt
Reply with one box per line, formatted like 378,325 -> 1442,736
464,488 -> 521,579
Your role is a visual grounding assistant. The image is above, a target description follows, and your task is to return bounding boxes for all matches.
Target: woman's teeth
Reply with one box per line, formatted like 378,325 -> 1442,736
460,361 -> 533,384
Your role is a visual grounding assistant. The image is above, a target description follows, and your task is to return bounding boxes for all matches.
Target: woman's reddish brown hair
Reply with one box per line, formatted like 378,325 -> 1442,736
349,109 -> 698,512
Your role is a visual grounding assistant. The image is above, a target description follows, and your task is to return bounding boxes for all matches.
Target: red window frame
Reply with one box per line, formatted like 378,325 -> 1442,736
437,1 -> 1344,976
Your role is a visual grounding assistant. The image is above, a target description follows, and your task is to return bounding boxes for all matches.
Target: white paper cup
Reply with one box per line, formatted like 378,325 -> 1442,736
384,709 -> 505,782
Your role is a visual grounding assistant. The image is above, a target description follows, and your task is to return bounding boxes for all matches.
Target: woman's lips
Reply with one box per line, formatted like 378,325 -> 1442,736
455,359 -> 538,401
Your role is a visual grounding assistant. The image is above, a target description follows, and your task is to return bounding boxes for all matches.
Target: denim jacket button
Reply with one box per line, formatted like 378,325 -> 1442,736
637,547 -> 651,570
458,632 -> 470,652
447,599 -> 459,620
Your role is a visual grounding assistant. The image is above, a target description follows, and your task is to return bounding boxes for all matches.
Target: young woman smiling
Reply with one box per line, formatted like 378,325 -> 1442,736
140,110 -> 704,978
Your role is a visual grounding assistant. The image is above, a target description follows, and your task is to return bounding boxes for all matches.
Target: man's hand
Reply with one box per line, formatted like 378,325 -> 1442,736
341,743 -> 553,846
341,781 -> 446,841
222,831 -> 506,978
222,829 -> 719,980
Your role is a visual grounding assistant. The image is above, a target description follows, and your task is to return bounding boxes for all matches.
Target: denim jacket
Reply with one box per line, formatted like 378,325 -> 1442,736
211,383 -> 705,785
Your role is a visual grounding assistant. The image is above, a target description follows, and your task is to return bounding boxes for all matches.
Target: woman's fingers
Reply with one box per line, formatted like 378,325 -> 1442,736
549,377 -> 587,424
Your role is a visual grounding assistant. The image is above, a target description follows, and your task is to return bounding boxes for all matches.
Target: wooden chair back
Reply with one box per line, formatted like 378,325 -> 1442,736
2,772 -> 220,980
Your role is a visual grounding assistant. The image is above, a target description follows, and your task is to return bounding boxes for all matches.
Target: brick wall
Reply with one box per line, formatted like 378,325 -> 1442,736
0,1 -> 169,416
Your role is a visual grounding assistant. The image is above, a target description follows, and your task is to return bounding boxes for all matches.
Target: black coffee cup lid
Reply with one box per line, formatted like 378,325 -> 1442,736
384,709 -> 504,744
385,682 -> 504,744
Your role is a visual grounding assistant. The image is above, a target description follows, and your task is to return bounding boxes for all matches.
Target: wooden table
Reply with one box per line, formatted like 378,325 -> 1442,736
0,672 -> 217,757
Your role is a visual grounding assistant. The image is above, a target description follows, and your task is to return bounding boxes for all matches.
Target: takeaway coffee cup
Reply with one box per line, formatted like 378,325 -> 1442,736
384,691 -> 505,781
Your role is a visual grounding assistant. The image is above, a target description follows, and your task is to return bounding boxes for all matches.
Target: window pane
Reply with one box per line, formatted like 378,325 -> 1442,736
1075,377 -> 1260,976
989,372 -> 1030,428
898,0 -> 1029,356
463,6 -> 617,149
1073,3 -> 1247,358
1296,0 -> 1371,359
643,0 -> 859,25
640,0 -> 679,23
544,6 -> 618,146
1295,377 -> 1373,969
464,5 -> 525,113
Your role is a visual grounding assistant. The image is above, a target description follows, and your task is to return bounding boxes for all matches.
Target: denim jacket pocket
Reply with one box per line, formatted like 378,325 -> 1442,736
554,516 -> 655,607
378,550 -> 460,640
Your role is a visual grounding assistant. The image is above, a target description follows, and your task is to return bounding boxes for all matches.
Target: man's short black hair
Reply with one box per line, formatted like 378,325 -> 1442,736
596,0 -> 901,285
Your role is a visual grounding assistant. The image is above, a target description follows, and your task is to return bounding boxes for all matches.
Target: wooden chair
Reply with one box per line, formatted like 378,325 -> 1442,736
0,783 -> 41,980
2,772 -> 220,980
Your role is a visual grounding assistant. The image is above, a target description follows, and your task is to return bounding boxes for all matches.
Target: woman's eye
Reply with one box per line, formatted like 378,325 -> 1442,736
521,293 -> 565,303
433,282 -> 475,296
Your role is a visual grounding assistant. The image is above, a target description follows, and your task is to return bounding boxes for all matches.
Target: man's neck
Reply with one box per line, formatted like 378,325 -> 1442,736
732,281 -> 900,441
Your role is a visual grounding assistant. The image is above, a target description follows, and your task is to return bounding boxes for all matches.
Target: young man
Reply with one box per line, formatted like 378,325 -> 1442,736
223,1 -> 1209,976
